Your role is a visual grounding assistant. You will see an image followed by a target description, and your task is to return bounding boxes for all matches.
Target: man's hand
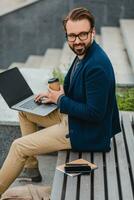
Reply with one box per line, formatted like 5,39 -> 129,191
35,85 -> 64,104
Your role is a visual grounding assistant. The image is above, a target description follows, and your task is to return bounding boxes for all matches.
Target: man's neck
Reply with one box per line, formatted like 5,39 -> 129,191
78,55 -> 85,60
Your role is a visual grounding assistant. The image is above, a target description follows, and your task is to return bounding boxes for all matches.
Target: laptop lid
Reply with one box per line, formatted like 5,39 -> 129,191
0,67 -> 33,108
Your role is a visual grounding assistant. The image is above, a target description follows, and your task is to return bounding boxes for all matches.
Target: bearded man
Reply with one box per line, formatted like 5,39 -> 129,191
0,7 -> 121,196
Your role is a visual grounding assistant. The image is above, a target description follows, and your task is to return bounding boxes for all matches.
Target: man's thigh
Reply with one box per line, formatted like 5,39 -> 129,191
20,109 -> 63,128
15,116 -> 71,156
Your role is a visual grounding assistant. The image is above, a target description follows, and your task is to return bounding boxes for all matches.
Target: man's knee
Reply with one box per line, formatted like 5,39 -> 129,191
18,111 -> 37,122
10,138 -> 28,162
11,138 -> 23,151
11,138 -> 27,158
11,138 -> 34,158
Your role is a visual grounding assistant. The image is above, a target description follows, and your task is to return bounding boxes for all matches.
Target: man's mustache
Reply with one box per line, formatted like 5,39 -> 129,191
73,43 -> 84,46
73,44 -> 85,48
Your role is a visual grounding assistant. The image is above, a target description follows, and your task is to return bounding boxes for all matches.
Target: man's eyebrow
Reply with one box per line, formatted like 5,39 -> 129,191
67,32 -> 76,35
67,31 -> 89,35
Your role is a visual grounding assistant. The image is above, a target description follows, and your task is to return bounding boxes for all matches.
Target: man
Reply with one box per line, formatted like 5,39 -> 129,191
0,7 -> 121,195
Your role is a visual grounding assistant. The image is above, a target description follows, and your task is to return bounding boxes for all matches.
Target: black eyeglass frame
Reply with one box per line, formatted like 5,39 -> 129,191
66,28 -> 93,42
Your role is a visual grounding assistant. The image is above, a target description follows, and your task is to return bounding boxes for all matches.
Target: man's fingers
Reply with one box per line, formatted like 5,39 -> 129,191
60,85 -> 63,89
35,94 -> 42,101
60,85 -> 64,92
48,87 -> 52,93
34,93 -> 48,102
43,98 -> 52,104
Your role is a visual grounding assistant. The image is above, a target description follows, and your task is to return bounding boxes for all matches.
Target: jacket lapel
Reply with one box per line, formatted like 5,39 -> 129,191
68,61 -> 83,92
64,56 -> 77,93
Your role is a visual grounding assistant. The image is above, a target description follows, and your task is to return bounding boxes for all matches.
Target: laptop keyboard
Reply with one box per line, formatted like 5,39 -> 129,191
20,99 -> 38,110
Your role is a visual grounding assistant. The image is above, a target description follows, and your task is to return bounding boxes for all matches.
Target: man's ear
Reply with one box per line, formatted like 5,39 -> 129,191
92,28 -> 96,40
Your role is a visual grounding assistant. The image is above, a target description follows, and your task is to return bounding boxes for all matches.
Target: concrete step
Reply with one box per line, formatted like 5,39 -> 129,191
59,43 -> 75,73
120,19 -> 134,72
40,49 -> 62,70
95,34 -> 101,45
8,62 -> 25,69
0,69 -> 5,73
24,55 -> 43,68
101,27 -> 134,86
0,0 -> 39,16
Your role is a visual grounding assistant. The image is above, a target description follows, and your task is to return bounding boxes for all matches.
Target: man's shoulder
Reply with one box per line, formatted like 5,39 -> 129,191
86,43 -> 112,69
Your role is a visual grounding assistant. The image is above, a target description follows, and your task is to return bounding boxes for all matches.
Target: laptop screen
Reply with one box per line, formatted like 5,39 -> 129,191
0,67 -> 33,107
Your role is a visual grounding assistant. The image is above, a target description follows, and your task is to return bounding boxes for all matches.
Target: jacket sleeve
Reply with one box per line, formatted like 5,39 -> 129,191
59,67 -> 111,122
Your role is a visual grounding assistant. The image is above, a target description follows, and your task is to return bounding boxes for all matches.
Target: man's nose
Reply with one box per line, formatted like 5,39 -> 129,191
74,36 -> 81,44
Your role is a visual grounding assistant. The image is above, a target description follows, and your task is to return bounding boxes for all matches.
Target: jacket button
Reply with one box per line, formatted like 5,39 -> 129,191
65,134 -> 70,138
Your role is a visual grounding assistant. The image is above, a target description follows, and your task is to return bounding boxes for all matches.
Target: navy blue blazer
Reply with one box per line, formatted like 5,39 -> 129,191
59,41 -> 121,152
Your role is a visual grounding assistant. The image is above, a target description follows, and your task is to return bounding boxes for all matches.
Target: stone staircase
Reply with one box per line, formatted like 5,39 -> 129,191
120,19 -> 134,72
0,19 -> 134,187
40,49 -> 62,70
0,0 -> 39,16
101,27 -> 134,86
0,19 -> 134,126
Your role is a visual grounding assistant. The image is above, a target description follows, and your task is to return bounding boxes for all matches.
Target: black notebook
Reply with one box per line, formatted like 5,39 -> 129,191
56,159 -> 98,177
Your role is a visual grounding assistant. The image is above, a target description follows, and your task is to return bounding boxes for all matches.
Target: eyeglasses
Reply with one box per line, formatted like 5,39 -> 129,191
66,29 -> 92,42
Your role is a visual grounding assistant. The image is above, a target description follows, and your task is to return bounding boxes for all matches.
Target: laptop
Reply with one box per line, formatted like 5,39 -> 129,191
0,67 -> 57,116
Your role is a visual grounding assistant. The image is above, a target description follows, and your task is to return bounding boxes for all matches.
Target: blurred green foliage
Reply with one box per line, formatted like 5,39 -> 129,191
52,68 -> 134,111
116,87 -> 134,111
52,68 -> 65,85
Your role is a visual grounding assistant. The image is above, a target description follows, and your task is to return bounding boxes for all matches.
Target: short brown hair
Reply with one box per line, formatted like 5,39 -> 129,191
63,7 -> 95,32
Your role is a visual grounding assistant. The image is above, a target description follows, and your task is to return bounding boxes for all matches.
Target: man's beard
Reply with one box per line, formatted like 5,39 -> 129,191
69,40 -> 92,56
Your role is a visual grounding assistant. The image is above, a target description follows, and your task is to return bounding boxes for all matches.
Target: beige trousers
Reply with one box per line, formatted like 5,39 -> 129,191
0,109 -> 71,195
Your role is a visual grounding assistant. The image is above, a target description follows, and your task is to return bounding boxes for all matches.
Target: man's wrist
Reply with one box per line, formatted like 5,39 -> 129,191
57,94 -> 65,107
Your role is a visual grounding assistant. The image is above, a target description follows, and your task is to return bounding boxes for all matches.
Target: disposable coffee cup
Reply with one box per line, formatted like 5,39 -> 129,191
48,78 -> 60,91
